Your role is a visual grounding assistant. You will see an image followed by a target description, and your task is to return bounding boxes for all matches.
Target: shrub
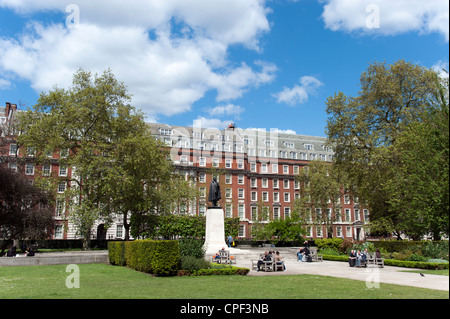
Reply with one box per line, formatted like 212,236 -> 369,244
108,241 -> 126,266
109,240 -> 180,276
180,256 -> 211,272
314,238 -> 344,251
421,241 -> 449,260
407,253 -> 428,262
178,239 -> 205,258
318,248 -> 343,256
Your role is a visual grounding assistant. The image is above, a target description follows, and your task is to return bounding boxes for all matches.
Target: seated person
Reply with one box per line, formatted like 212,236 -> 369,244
256,251 -> 272,271
297,248 -> 304,261
275,251 -> 286,271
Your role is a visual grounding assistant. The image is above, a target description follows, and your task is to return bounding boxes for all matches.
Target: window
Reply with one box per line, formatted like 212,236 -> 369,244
304,144 -> 314,151
199,157 -> 206,167
212,158 -> 219,167
250,178 -> 257,188
273,179 -> 279,189
280,151 -> 287,159
225,204 -> 233,218
199,172 -> 206,183
225,188 -> 232,198
354,209 -> 360,221
238,204 -> 245,220
344,195 -> 350,205
237,160 -> 244,169
336,226 -> 343,237
225,159 -> 232,168
251,206 -> 258,221
283,179 -> 290,189
43,164 -> 51,176
238,174 -> 244,184
180,155 -> 188,164
54,225 -> 63,239
300,153 -> 307,160
199,187 -> 206,198
272,164 -> 278,173
345,209 -> 351,222
55,199 -> 65,217
116,225 -> 123,238
291,152 -> 297,159
284,207 -> 291,219
294,180 -> 300,190
316,226 -> 323,237
159,128 -> 173,136
59,166 -> 67,177
25,163 -> 35,176
283,165 -> 289,174
273,207 -> 280,220
273,192 -> 279,202
9,144 -> 17,156
284,192 -> 290,202
261,164 -> 267,173
284,142 -> 294,148
225,174 -> 232,184
346,226 -> 352,237
262,192 -> 269,202
58,182 -> 66,193
363,209 -> 370,221
262,178 -> 268,188
238,224 -> 245,237
250,162 -> 257,172
251,191 -> 257,201
238,188 -> 245,199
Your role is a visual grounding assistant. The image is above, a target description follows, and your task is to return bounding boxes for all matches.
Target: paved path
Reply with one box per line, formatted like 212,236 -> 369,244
233,257 -> 449,292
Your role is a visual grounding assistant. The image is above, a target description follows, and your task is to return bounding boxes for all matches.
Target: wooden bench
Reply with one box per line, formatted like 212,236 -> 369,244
310,247 -> 323,262
366,253 -> 384,268
251,254 -> 275,272
218,250 -> 236,264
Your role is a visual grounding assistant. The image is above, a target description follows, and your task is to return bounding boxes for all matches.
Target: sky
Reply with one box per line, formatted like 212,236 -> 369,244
0,0 -> 448,137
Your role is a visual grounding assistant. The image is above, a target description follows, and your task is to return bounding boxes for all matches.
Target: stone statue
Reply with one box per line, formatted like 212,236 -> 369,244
208,177 -> 221,208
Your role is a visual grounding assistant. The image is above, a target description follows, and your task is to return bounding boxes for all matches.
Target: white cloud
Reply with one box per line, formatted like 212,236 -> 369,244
0,0 -> 274,118
192,116 -> 234,130
0,78 -> 11,89
273,76 -> 323,106
320,0 -> 449,42
432,60 -> 449,78
206,104 -> 244,118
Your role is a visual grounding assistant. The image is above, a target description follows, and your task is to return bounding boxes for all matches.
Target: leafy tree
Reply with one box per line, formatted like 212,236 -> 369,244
16,69 -> 151,249
326,60 -> 448,239
295,161 -> 348,238
0,165 -> 54,244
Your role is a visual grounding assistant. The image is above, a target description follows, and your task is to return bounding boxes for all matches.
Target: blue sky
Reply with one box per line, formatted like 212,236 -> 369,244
0,0 -> 448,137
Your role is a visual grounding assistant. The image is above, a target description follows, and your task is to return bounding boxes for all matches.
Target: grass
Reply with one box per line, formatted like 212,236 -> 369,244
400,269 -> 449,276
0,263 -> 448,299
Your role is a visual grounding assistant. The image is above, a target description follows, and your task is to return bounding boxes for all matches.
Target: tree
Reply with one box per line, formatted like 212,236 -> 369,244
16,69 -> 148,249
295,161 -> 348,238
0,165 -> 54,246
326,60 -> 448,239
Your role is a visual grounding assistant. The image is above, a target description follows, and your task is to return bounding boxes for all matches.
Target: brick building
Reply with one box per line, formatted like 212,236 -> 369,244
1,102 -> 369,241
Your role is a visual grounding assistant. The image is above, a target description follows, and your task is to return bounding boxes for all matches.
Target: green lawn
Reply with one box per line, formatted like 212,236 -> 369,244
0,263 -> 448,299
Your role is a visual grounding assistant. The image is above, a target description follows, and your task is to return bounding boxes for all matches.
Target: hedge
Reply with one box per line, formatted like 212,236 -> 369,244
371,240 -> 445,253
108,240 -> 180,276
177,267 -> 250,276
322,255 -> 449,270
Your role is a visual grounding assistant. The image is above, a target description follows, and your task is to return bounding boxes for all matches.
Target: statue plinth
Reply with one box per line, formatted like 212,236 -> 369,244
203,207 -> 227,255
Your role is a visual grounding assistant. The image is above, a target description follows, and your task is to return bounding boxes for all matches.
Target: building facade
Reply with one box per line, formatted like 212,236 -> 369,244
1,102 -> 369,241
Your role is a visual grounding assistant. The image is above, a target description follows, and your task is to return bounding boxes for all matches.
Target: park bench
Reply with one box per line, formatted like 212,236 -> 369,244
251,254 -> 276,272
366,253 -> 384,268
310,247 -> 323,262
219,250 -> 236,264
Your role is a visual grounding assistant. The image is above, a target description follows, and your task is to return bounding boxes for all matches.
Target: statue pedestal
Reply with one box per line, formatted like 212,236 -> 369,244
203,207 -> 227,255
